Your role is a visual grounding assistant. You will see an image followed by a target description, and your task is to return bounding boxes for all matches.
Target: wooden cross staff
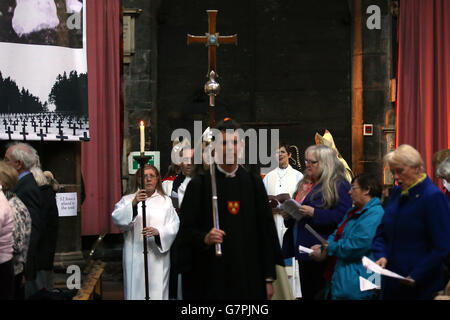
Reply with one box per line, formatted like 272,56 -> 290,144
187,9 -> 237,128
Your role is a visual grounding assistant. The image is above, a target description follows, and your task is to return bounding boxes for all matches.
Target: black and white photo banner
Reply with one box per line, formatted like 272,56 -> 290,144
0,0 -> 89,141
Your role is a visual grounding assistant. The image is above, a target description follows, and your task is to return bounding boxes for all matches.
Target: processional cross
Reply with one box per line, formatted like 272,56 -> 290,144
187,10 -> 237,257
187,10 -> 237,128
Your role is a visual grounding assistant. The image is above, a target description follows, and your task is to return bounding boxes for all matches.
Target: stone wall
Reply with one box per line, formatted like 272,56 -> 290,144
123,0 -> 392,180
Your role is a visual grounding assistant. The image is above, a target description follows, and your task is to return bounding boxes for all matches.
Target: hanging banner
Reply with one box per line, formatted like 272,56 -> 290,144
0,0 -> 89,141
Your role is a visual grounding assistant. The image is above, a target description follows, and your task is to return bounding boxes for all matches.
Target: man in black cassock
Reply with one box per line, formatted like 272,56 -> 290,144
175,118 -> 283,300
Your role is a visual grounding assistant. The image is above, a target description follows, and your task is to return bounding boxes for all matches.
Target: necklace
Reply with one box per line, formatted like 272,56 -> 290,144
277,167 -> 288,187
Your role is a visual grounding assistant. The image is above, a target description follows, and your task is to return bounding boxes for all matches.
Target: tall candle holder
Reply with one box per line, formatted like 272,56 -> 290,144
134,152 -> 152,300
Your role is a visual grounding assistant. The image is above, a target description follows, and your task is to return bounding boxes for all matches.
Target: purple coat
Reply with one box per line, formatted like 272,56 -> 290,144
285,180 -> 352,261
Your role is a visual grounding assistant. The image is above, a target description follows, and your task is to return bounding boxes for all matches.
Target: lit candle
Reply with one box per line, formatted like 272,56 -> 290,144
140,121 -> 145,153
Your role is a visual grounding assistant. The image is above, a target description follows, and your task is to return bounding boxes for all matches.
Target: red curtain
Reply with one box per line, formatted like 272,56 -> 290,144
81,0 -> 122,235
397,0 -> 450,183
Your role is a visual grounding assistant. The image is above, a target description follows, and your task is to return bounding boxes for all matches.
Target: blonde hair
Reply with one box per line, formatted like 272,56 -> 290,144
384,144 -> 425,173
306,145 -> 348,209
0,161 -> 19,191
31,166 -> 50,187
44,171 -> 60,192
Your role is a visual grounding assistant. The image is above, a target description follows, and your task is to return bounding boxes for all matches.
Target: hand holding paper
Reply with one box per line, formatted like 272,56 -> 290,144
308,244 -> 327,262
362,256 -> 409,281
281,199 -> 304,221
299,245 -> 313,254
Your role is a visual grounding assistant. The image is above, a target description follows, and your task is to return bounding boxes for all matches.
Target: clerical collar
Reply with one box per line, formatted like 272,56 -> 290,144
217,164 -> 238,178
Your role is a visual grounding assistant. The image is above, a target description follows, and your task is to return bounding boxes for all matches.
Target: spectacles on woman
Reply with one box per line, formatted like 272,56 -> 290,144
305,159 -> 319,165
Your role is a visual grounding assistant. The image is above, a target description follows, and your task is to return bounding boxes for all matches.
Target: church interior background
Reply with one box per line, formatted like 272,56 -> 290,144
1,0 -> 448,299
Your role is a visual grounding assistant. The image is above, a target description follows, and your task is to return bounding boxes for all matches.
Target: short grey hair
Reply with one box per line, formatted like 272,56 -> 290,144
384,144 -> 425,173
7,142 -> 39,170
436,157 -> 450,181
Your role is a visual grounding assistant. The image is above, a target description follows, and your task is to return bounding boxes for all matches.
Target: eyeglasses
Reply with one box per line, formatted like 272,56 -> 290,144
144,174 -> 157,180
350,186 -> 361,190
304,159 -> 319,165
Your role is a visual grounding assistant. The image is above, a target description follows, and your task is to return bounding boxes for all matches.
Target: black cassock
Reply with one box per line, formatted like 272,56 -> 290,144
174,165 -> 283,300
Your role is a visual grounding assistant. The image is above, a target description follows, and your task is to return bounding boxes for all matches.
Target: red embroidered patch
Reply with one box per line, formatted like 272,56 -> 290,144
227,201 -> 240,215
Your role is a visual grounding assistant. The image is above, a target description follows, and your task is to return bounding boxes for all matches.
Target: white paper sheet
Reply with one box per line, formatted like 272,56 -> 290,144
361,256 -> 407,280
299,245 -> 313,254
281,199 -> 304,221
359,276 -> 381,291
56,192 -> 77,217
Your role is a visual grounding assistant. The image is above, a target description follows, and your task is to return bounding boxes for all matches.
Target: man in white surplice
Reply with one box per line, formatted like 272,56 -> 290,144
112,164 -> 179,300
263,144 -> 303,299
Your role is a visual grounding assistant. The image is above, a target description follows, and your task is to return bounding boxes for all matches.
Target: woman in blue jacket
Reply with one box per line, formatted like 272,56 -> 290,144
284,145 -> 352,299
310,173 -> 384,299
372,144 -> 450,300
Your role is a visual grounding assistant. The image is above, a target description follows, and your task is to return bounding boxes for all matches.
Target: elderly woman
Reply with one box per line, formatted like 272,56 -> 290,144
112,164 -> 179,300
284,145 -> 352,299
372,144 -> 450,300
436,157 -> 450,200
0,161 -> 31,300
309,173 -> 384,299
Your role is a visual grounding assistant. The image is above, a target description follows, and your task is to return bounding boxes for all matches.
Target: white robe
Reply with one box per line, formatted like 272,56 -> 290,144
263,165 -> 303,298
161,180 -> 174,197
112,192 -> 179,300
177,176 -> 191,206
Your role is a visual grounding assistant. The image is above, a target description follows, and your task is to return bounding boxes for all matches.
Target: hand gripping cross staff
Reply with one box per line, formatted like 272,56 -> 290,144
188,10 -> 237,256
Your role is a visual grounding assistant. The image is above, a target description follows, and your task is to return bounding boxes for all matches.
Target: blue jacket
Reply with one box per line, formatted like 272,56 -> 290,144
372,176 -> 450,299
286,180 -> 352,261
325,197 -> 384,300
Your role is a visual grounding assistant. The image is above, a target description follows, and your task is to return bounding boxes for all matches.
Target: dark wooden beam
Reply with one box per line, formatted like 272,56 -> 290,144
352,0 -> 364,175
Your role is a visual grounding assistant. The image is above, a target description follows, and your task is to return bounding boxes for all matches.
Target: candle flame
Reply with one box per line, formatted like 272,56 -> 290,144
140,121 -> 144,127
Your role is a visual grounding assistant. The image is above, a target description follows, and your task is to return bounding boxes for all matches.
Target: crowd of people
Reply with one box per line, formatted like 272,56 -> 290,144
0,142 -> 59,300
2,122 -> 450,301
108,118 -> 450,301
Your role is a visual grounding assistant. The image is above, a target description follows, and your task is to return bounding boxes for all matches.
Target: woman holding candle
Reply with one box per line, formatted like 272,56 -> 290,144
112,164 -> 180,300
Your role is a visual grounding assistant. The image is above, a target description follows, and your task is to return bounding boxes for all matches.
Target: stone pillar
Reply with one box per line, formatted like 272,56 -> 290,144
361,0 -> 394,178
122,0 -> 156,193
